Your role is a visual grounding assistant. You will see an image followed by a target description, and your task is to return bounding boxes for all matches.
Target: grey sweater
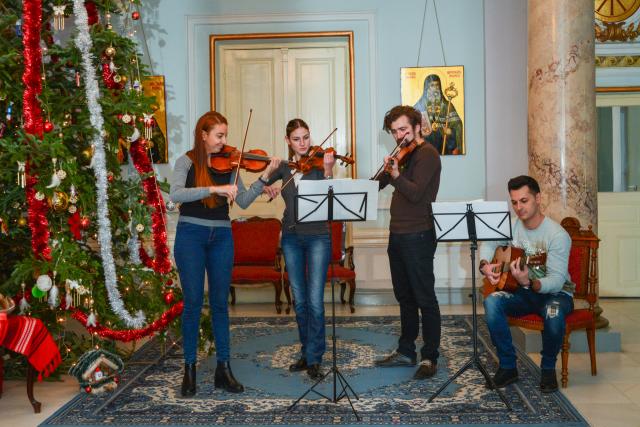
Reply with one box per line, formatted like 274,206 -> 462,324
169,154 -> 265,227
266,163 -> 329,235
480,216 -> 575,295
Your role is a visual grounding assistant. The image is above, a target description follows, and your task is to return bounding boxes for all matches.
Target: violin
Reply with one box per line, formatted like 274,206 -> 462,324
371,138 -> 419,180
292,146 -> 354,173
209,145 -> 297,174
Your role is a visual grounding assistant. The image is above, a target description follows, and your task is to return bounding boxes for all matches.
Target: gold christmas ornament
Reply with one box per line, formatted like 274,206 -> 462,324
17,217 -> 27,227
105,46 -> 116,57
48,191 -> 70,212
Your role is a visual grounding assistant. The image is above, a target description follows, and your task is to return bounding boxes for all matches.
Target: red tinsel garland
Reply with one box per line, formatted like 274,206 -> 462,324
84,1 -> 99,26
101,62 -> 121,90
71,302 -> 183,342
22,0 -> 43,136
22,0 -> 51,261
129,138 -> 172,274
26,175 -> 52,261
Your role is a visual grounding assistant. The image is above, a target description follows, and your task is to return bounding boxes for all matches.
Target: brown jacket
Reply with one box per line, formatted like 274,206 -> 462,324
379,142 -> 441,234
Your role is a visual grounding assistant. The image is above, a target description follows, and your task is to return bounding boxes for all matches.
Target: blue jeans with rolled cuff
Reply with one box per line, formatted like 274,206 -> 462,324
281,232 -> 331,366
483,287 -> 574,370
174,221 -> 234,364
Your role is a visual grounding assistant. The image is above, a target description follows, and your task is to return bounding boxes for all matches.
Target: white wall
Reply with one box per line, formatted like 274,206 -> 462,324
484,0 -> 528,202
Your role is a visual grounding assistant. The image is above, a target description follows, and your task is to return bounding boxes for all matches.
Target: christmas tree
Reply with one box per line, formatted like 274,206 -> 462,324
0,0 -> 180,372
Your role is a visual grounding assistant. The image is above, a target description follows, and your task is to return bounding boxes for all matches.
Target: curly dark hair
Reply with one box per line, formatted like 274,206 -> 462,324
382,105 -> 422,133
508,175 -> 541,195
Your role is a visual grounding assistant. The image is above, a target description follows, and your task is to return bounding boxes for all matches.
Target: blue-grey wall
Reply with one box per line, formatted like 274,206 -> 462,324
141,0 -> 487,202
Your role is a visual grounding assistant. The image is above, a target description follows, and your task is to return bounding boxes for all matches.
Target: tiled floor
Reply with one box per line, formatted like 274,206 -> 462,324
1,298 -> 638,427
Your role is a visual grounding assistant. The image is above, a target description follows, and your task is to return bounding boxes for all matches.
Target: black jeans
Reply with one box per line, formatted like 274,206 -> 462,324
388,229 -> 440,363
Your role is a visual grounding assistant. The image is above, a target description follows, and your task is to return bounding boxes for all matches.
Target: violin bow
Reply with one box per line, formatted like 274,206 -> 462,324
278,127 -> 338,193
230,108 -> 253,208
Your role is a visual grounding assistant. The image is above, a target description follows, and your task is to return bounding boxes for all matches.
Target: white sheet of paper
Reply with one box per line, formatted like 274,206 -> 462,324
431,201 -> 511,241
297,179 -> 379,222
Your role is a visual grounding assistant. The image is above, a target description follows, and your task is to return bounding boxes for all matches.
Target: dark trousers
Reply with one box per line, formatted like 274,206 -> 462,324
388,229 -> 440,363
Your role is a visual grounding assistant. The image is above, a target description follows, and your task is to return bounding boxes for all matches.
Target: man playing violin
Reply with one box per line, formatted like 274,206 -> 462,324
373,105 -> 442,380
480,175 -> 574,393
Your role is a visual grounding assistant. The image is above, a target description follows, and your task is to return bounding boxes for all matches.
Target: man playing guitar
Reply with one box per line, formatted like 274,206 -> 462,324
479,175 -> 575,393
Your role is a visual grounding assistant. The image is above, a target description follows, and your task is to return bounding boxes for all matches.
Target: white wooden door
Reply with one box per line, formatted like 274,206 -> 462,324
219,42 -> 351,219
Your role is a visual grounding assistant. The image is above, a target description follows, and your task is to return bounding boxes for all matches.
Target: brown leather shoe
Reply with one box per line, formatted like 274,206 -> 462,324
374,351 -> 417,367
413,359 -> 437,379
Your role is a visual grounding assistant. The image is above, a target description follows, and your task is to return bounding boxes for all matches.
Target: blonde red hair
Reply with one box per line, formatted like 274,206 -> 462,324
187,111 -> 228,208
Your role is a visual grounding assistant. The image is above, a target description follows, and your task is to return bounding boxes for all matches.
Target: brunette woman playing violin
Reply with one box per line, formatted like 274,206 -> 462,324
169,111 -> 281,397
372,106 -> 442,381
262,118 -> 336,381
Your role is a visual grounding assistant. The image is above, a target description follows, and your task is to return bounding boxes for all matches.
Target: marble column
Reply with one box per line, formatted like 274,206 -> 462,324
528,0 -> 596,228
528,1 -> 607,328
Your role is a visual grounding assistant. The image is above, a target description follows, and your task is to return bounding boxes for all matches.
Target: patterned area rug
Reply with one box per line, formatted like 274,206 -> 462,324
42,315 -> 588,426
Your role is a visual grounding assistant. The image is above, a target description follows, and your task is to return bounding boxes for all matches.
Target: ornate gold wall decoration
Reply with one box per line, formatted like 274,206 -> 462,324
595,55 -> 640,66
595,0 -> 640,23
595,21 -> 640,41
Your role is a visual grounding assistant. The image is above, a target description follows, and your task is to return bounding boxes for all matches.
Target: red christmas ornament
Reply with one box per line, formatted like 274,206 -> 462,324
114,376 -> 120,384
163,291 -> 175,305
107,172 -> 114,182
166,279 -> 174,286
85,386 -> 92,393
132,11 -> 140,20
117,114 -> 123,120
43,121 -> 54,132
80,216 -> 91,229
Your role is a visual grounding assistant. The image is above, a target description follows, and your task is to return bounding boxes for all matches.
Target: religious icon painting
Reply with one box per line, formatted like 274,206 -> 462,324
401,66 -> 465,155
117,75 -> 169,164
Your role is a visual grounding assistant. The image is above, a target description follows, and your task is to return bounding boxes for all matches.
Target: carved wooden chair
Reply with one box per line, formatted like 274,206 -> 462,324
507,217 -> 599,387
282,221 -> 357,314
229,217 -> 288,314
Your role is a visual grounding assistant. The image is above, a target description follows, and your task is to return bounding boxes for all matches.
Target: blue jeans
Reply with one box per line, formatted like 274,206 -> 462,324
483,288 -> 574,370
174,222 -> 234,364
281,232 -> 330,365
388,229 -> 440,363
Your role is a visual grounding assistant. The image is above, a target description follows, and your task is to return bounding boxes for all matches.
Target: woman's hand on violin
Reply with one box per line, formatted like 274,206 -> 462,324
262,184 -> 281,199
209,184 -> 238,201
323,151 -> 336,177
262,157 -> 281,180
383,155 -> 400,179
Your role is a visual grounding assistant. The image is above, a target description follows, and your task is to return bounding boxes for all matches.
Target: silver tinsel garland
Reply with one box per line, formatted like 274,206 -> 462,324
73,0 -> 145,328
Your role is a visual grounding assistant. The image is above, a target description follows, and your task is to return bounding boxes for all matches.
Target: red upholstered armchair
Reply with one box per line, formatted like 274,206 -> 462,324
283,222 -> 357,314
229,217 -> 288,314
508,217 -> 599,388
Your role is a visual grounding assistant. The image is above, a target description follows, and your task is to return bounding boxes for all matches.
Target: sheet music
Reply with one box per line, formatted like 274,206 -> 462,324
297,179 -> 379,222
431,201 -> 511,242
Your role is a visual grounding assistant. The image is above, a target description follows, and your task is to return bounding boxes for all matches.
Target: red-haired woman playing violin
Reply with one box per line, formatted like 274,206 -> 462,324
170,111 -> 281,397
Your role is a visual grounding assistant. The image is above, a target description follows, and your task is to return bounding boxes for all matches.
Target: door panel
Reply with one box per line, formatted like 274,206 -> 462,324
219,42 -> 352,218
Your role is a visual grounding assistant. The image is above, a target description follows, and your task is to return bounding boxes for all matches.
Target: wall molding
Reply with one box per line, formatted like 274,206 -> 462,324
185,11 -> 378,178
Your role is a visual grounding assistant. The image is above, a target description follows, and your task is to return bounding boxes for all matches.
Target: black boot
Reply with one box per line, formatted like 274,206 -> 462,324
540,369 -> 558,393
181,363 -> 196,397
214,361 -> 245,393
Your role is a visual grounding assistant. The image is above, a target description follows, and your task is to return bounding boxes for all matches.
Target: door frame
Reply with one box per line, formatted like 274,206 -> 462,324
209,31 -> 356,175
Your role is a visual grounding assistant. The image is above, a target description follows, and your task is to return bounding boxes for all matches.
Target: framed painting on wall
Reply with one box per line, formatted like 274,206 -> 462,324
117,76 -> 169,164
401,65 -> 465,155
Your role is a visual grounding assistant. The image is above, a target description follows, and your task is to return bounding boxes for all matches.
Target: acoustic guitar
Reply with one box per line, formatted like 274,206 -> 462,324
480,246 -> 547,297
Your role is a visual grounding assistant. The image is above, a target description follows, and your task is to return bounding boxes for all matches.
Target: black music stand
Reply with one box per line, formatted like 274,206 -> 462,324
287,179 -> 378,421
428,201 -> 513,409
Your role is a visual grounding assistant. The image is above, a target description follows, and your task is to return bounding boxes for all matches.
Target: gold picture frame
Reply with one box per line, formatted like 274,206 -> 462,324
142,75 -> 169,164
209,31 -> 357,171
401,66 -> 465,155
